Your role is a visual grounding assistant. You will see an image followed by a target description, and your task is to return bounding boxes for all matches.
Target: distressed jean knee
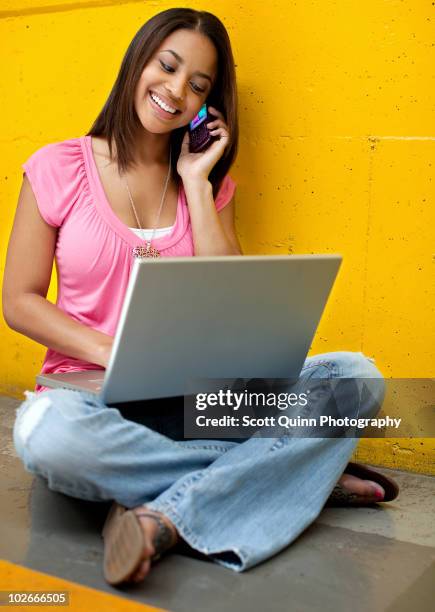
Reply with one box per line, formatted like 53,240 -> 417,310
306,352 -> 386,422
13,392 -> 52,470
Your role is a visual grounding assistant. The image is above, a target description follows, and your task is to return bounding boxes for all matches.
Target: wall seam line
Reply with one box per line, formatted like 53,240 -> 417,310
0,0 -> 153,19
360,136 -> 378,354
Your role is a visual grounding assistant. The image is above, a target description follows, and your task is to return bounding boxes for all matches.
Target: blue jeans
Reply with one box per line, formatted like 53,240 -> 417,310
13,351 -> 385,572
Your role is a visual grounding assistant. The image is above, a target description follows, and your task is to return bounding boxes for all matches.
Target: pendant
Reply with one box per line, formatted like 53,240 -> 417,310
132,244 -> 161,259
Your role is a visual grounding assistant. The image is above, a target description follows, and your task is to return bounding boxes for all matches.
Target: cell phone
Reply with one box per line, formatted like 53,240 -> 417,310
188,104 -> 218,153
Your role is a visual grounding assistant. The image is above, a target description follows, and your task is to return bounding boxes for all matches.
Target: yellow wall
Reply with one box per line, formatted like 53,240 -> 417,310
1,1 -> 433,472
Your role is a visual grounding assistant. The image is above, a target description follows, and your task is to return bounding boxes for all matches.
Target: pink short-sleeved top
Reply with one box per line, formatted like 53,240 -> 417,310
22,136 -> 237,392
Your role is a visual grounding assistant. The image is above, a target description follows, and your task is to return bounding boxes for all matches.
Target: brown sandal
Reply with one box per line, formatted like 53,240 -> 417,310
102,502 -> 177,586
326,462 -> 400,507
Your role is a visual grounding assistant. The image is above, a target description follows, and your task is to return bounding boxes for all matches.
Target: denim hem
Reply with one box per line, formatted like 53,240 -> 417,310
144,468 -> 248,570
144,501 -> 247,572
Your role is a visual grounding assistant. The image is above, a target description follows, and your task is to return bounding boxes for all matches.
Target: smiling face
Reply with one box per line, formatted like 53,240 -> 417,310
133,28 -> 218,134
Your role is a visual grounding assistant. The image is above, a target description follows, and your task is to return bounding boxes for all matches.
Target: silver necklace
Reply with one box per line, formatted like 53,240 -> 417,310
124,148 -> 172,259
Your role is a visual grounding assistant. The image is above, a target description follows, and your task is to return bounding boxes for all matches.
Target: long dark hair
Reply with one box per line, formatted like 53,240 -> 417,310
87,8 -> 238,198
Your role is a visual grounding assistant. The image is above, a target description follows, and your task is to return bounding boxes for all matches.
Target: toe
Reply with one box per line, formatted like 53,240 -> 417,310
365,479 -> 385,500
339,474 -> 385,500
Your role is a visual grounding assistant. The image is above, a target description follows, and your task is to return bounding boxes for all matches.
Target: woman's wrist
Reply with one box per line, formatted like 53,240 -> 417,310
181,176 -> 213,201
180,173 -> 211,188
94,334 -> 114,368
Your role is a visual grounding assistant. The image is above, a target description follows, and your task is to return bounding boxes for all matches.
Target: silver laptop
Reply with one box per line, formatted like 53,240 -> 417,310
36,255 -> 342,404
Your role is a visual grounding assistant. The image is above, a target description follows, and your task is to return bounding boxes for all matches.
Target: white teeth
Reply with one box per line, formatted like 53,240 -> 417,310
150,92 -> 177,114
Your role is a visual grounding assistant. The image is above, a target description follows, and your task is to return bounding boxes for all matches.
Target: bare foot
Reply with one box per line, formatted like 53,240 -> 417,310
126,508 -> 179,583
337,473 -> 385,502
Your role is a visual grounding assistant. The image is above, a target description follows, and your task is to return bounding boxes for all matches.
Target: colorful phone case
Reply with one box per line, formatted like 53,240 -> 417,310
189,104 -> 218,153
